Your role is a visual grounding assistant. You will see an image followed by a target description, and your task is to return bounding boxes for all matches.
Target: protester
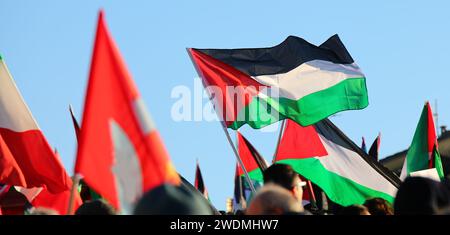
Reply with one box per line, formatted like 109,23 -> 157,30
263,164 -> 304,203
394,176 -> 450,215
363,197 -> 394,215
245,184 -> 306,215
337,205 -> 371,215
133,184 -> 213,215
75,199 -> 116,215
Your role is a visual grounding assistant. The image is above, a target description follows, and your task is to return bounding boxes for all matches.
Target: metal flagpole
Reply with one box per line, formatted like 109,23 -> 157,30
221,125 -> 257,193
186,48 -> 256,194
272,119 -> 286,163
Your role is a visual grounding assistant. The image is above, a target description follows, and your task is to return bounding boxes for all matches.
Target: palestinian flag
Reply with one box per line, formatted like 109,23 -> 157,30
237,131 -> 269,182
188,35 -> 368,129
368,133 -> 381,161
361,137 -> 367,153
400,102 -> 445,180
0,55 -> 71,193
75,11 -> 180,213
232,164 -> 246,211
275,119 -> 400,206
194,161 -> 209,200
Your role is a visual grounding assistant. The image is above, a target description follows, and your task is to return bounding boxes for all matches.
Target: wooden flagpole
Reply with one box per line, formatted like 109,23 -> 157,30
67,174 -> 81,215
306,180 -> 318,210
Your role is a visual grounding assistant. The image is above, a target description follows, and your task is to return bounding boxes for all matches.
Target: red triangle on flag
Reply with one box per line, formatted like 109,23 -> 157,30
275,119 -> 328,161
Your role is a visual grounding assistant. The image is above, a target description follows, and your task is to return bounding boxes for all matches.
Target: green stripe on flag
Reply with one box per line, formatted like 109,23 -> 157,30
229,77 -> 368,129
245,168 -> 264,182
277,158 -> 395,206
406,106 -> 429,174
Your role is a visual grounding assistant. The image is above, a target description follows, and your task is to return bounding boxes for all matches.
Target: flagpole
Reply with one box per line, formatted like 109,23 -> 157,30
221,125 -> 257,193
186,48 -> 256,194
306,180 -> 318,210
272,119 -> 286,163
67,173 -> 81,215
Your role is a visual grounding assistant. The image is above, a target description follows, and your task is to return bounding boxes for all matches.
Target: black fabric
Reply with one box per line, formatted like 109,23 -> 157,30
233,169 -> 245,206
195,164 -> 206,195
368,135 -> 380,161
195,34 -> 354,76
179,176 -> 220,215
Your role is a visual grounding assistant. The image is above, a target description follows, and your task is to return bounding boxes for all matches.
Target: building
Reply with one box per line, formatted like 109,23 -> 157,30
380,130 -> 450,177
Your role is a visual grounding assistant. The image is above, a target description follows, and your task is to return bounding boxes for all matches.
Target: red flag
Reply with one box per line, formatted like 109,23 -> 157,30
0,56 -> 71,193
75,11 -> 180,212
31,188 -> 82,215
0,134 -> 26,186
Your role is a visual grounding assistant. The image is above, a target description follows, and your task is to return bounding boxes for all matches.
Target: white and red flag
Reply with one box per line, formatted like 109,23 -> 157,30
75,11 -> 180,213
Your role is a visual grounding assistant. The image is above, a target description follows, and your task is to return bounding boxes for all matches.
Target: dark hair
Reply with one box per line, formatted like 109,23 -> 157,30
75,199 -> 116,215
337,205 -> 370,215
263,164 -> 298,190
133,184 -> 213,215
363,198 -> 393,215
394,177 -> 450,215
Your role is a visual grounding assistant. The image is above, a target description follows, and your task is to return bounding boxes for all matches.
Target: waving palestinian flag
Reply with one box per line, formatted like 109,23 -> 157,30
194,161 -> 209,200
237,131 -> 268,182
188,35 -> 368,129
275,119 -> 400,206
400,102 -> 445,180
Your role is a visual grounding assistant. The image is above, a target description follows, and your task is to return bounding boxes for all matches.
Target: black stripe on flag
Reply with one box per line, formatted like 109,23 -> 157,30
314,119 -> 401,188
240,133 -> 269,172
194,34 -> 354,77
195,163 -> 207,197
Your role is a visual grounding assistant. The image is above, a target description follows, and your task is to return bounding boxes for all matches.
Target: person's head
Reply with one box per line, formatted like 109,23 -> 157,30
394,176 -> 450,215
75,199 -> 116,215
28,207 -> 59,215
363,198 -> 393,215
245,184 -> 304,215
133,184 -> 213,215
338,205 -> 371,215
263,163 -> 304,202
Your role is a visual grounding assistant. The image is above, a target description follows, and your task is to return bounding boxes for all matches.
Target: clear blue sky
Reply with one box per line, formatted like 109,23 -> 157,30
1,0 -> 449,210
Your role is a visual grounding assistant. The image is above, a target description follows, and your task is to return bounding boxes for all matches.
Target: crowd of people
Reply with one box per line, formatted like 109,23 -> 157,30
20,163 -> 449,215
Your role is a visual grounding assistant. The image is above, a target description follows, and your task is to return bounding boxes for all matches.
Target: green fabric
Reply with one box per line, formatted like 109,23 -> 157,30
406,105 -> 445,179
229,77 -> 368,129
277,158 -> 395,206
244,168 -> 264,182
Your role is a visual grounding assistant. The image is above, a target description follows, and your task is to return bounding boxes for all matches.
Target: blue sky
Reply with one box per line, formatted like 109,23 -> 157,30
1,0 -> 449,210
